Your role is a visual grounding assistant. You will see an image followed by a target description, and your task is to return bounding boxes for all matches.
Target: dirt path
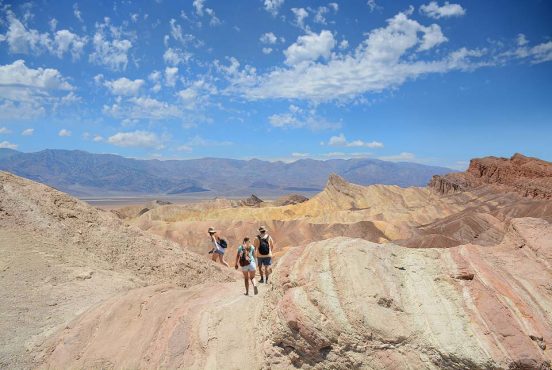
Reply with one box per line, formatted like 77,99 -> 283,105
40,276 -> 273,369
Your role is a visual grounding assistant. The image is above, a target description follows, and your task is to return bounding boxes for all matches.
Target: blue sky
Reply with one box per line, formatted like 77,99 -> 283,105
0,0 -> 551,169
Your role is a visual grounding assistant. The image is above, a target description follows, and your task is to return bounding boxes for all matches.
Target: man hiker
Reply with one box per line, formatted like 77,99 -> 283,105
254,226 -> 274,283
208,227 -> 229,267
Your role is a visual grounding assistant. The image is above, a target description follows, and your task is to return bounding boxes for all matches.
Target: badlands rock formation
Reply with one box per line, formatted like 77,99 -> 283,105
430,153 -> 552,199
0,172 -> 235,369
2,153 -> 552,369
40,220 -> 552,369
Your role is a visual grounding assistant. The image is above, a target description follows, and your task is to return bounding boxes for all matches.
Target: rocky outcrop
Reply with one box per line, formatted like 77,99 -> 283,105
39,220 -> 552,369
0,171 -> 235,368
272,193 -> 309,206
430,153 -> 552,199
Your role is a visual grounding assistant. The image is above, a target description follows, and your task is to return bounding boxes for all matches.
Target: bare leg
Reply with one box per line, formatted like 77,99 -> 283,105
218,254 -> 229,267
211,253 -> 217,262
249,270 -> 258,295
258,261 -> 264,282
264,265 -> 271,282
242,271 -> 249,295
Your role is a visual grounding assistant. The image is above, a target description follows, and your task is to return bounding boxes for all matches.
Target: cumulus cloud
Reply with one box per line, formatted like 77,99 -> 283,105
89,19 -> 132,71
268,105 -> 340,130
221,12 -> 474,102
260,32 -> 278,44
0,12 -> 87,59
21,128 -> 34,136
420,1 -> 466,19
503,36 -> 552,64
165,67 -> 179,87
284,30 -> 336,65
291,8 -> 308,29
264,0 -> 285,16
73,3 -> 84,22
193,0 -> 205,16
367,0 -> 381,12
107,130 -> 165,149
378,152 -> 415,162
0,127 -> 11,134
58,129 -> 71,137
0,60 -> 73,119
326,133 -> 384,148
163,47 -> 191,65
104,77 -> 144,96
103,97 -> 183,121
0,141 -> 18,149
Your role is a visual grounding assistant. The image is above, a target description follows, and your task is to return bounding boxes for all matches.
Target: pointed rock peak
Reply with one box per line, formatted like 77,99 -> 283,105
327,174 -> 348,188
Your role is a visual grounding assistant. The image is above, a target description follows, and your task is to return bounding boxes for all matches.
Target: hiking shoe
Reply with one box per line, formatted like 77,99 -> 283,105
259,278 -> 264,283
265,276 -> 269,284
254,285 -> 258,295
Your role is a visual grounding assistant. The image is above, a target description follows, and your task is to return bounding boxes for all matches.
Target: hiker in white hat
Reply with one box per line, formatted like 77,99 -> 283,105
208,227 -> 229,267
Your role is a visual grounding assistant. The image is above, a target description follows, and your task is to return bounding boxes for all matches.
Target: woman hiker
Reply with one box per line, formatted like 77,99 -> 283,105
208,227 -> 229,267
235,237 -> 258,295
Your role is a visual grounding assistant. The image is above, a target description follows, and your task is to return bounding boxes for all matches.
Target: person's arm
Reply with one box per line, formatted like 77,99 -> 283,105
252,245 -> 256,260
269,236 -> 275,254
253,236 -> 259,249
234,247 -> 240,269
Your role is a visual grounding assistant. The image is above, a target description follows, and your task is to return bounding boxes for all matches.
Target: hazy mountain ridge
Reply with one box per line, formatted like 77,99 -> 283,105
0,149 -> 453,196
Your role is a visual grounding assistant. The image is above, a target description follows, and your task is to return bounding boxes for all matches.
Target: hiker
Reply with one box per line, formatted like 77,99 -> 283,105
208,227 -> 229,267
254,226 -> 274,283
235,237 -> 258,295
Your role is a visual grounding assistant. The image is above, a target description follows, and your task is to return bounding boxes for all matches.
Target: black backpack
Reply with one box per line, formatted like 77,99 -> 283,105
219,238 -> 228,248
258,235 -> 270,255
239,246 -> 251,266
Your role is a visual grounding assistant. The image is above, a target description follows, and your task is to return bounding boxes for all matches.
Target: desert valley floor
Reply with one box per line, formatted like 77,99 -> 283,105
1,153 -> 551,369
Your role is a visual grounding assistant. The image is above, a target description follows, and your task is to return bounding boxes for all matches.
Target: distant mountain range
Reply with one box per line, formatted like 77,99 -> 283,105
0,149 -> 454,196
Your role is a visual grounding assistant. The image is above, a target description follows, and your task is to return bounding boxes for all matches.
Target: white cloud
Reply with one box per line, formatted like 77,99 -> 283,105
107,130 -> 164,149
177,144 -> 192,152
163,47 -> 191,65
21,128 -> 34,136
260,32 -> 278,44
264,0 -> 285,16
378,152 -> 415,162
52,30 -> 87,59
93,135 -> 104,142
223,12 -> 471,102
58,129 -> 71,137
262,47 -> 273,54
165,67 -> 179,87
268,105 -> 340,130
104,77 -> 144,96
292,152 -> 310,157
420,1 -> 466,19
284,30 -> 336,65
506,38 -> 552,64
367,0 -> 381,12
193,0 -> 205,16
169,19 -> 195,45
326,133 -> 383,148
291,8 -> 308,29
0,141 -> 18,149
103,97 -> 183,120
329,3 -> 339,11
0,60 -> 73,93
73,3 -> 84,22
0,127 -> 11,134
0,60 -> 73,119
89,19 -> 132,71
0,12 -> 87,59
49,18 -> 58,32
339,39 -> 349,49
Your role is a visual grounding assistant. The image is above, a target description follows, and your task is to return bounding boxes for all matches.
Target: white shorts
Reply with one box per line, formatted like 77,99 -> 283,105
241,262 -> 256,272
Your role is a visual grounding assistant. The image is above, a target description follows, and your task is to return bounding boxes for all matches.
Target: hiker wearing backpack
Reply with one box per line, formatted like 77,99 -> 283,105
208,227 -> 229,267
234,237 -> 258,295
254,226 -> 274,283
